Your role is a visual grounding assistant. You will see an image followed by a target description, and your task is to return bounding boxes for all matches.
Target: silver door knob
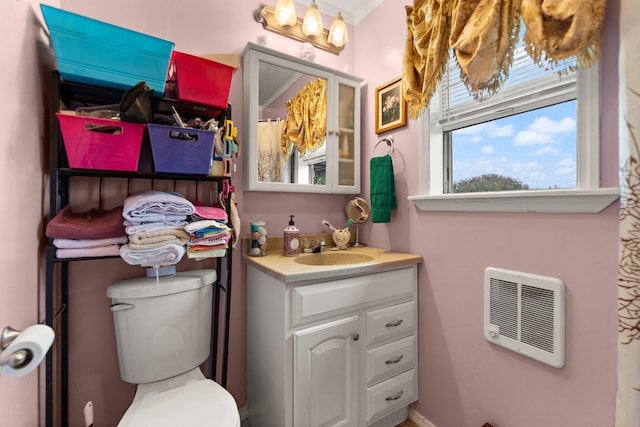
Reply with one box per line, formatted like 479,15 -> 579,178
352,333 -> 359,341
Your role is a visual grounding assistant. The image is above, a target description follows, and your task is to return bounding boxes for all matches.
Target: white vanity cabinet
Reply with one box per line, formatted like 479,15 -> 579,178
247,264 -> 418,427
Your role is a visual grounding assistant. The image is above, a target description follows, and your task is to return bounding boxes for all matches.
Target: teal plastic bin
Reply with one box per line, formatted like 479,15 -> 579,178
40,4 -> 174,96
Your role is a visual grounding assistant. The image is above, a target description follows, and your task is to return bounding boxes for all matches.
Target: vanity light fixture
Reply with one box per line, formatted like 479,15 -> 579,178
256,1 -> 347,55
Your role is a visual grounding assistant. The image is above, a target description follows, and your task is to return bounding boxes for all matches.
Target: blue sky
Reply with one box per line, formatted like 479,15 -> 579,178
451,100 -> 577,190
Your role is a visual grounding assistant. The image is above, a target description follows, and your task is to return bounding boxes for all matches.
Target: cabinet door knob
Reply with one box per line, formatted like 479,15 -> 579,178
385,319 -> 403,328
328,130 -> 335,135
352,333 -> 360,341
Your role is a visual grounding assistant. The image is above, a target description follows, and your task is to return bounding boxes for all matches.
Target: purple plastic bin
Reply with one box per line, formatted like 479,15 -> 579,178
147,124 -> 216,175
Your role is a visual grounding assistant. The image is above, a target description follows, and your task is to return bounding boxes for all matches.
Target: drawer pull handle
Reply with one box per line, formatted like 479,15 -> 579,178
385,390 -> 403,401
385,319 -> 403,328
352,333 -> 360,341
385,355 -> 403,365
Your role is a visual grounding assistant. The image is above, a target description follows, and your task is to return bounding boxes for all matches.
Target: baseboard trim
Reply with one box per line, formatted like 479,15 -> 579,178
239,405 -> 249,424
409,407 -> 437,427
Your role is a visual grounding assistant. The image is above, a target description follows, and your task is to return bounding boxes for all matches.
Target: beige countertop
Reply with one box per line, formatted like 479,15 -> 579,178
242,236 -> 422,284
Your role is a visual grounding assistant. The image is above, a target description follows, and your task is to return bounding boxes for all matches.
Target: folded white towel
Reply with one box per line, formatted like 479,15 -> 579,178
53,236 -> 128,249
119,243 -> 185,267
123,191 -> 195,222
124,220 -> 189,235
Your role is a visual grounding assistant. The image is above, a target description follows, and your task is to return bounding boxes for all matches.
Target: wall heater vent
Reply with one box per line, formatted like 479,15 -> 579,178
484,267 -> 566,368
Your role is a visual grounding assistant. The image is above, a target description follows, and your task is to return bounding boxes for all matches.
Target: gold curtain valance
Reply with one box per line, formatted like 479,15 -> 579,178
281,78 -> 327,157
402,0 -> 608,116
522,0 -> 607,69
402,0 -> 451,120
450,0 -> 521,101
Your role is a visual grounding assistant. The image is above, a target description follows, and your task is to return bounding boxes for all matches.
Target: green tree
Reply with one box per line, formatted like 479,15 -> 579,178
453,173 -> 530,193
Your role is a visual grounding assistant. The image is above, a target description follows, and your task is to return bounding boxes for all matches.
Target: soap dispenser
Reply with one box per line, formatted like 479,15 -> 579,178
283,215 -> 300,257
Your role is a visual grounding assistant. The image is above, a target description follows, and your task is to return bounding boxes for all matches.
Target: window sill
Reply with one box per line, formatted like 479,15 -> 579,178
408,188 -> 619,213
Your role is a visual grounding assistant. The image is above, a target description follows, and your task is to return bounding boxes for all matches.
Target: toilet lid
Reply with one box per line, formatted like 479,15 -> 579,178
118,380 -> 240,427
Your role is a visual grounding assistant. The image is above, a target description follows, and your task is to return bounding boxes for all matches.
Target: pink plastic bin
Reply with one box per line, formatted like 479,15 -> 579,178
56,113 -> 144,171
147,124 -> 215,175
164,51 -> 234,109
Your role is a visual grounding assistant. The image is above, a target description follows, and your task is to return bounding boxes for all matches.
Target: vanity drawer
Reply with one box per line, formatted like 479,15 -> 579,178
366,335 -> 415,385
365,369 -> 417,423
365,301 -> 415,347
292,267 -> 415,326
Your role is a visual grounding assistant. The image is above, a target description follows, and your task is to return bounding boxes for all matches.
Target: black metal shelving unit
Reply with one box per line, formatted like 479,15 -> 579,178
45,71 -> 234,427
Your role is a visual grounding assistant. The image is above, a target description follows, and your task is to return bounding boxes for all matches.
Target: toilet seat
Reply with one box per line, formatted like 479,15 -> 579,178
117,379 -> 240,427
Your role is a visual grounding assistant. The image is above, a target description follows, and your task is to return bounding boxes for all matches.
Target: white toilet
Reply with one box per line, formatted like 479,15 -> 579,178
107,269 -> 240,427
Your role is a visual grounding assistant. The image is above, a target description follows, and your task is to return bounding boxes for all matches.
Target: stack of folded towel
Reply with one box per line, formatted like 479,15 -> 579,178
119,191 -> 195,267
184,217 -> 231,260
46,206 -> 127,259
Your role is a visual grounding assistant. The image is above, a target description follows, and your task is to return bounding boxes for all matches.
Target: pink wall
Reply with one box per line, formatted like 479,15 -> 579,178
356,1 -> 620,426
0,1 -> 58,426
0,0 -> 620,426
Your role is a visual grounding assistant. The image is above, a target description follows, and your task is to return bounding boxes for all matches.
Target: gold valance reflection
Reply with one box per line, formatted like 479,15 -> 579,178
281,78 -> 327,157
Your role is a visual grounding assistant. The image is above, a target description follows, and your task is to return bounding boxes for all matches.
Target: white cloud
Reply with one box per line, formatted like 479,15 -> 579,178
534,146 -> 560,156
486,123 -> 514,137
481,145 -> 495,154
555,157 -> 576,176
514,115 -> 576,146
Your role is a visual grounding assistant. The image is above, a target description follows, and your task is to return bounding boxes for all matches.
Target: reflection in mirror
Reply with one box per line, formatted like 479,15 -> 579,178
257,61 -> 328,186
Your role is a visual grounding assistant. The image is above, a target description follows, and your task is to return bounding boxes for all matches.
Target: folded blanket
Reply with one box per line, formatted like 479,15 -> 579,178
124,220 -> 189,235
53,236 -> 128,249
46,205 -> 125,239
57,245 -> 121,259
123,190 -> 195,222
128,229 -> 189,246
370,155 -> 397,223
120,243 -> 185,267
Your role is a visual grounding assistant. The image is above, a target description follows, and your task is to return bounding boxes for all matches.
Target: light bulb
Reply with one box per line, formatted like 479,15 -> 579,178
328,12 -> 349,48
302,2 -> 323,37
274,0 -> 297,26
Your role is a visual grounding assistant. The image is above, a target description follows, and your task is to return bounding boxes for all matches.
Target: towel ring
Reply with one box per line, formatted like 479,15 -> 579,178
372,135 -> 394,156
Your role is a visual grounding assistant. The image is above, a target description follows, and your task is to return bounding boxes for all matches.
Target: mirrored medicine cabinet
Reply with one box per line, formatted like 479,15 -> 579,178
242,42 -> 363,193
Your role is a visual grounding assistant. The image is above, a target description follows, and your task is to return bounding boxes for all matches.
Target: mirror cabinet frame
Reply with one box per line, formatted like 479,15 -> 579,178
242,42 -> 362,194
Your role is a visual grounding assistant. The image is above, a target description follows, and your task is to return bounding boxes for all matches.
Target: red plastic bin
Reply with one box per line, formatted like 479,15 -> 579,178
164,51 -> 234,109
56,113 -> 144,172
147,124 -> 216,175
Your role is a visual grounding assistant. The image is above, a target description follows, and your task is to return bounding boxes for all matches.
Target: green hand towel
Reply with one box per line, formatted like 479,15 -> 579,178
370,155 -> 396,223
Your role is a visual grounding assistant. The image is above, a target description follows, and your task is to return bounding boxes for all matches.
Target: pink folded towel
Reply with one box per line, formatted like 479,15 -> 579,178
53,236 -> 128,249
46,206 -> 125,239
56,245 -> 121,259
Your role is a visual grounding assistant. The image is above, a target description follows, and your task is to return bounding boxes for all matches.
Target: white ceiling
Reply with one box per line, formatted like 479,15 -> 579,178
294,0 -> 384,25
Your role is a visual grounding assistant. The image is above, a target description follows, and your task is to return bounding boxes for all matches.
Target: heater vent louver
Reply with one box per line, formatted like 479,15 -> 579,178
484,268 -> 565,368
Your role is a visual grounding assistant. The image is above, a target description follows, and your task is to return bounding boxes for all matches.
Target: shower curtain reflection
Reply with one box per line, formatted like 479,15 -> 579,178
257,119 -> 287,183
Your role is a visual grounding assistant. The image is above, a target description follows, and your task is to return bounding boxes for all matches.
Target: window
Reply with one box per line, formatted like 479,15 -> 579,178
408,39 -> 618,213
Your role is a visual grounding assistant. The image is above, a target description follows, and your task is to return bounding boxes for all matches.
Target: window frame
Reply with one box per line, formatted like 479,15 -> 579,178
408,60 -> 619,213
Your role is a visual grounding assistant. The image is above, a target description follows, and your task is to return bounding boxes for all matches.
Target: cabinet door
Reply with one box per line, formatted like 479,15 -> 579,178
332,75 -> 361,194
294,315 -> 360,427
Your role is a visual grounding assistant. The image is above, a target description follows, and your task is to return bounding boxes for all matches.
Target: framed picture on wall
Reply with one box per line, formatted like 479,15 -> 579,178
375,77 -> 406,134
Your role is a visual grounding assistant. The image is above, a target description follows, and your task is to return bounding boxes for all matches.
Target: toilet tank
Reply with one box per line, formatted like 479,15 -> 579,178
107,269 -> 216,384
